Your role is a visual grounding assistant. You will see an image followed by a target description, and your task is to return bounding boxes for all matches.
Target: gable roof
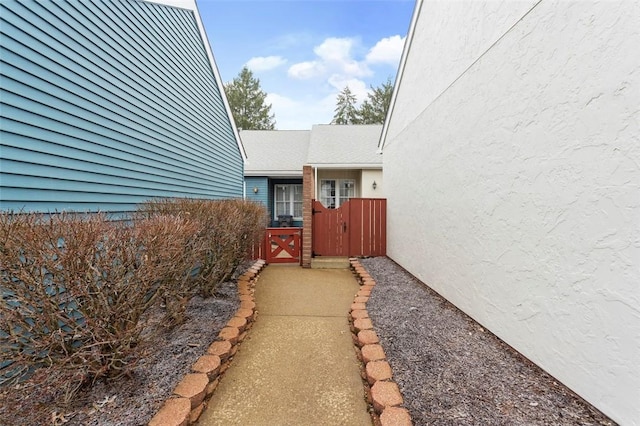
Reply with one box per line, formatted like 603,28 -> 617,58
242,130 -> 310,176
242,125 -> 383,175
307,124 -> 383,168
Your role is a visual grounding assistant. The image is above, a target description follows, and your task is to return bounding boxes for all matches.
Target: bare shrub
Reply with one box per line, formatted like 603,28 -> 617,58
133,214 -> 202,326
138,198 -> 267,297
0,199 -> 266,397
0,212 -> 197,390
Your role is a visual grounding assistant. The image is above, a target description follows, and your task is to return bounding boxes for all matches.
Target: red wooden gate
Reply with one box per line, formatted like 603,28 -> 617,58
312,198 -> 386,257
312,200 -> 350,256
265,227 -> 302,264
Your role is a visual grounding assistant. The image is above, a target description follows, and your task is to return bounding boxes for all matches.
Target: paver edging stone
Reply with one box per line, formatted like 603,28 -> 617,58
349,258 -> 413,426
148,259 -> 266,426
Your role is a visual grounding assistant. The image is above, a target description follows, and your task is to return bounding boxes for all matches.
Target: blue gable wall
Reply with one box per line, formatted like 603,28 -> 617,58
0,0 -> 243,214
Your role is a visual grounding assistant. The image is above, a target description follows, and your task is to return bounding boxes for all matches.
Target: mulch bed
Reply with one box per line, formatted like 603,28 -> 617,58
0,274 -> 241,426
361,256 -> 616,426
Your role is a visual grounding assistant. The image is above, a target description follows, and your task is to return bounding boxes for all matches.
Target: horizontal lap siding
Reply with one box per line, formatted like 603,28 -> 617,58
0,0 -> 243,214
244,177 -> 269,207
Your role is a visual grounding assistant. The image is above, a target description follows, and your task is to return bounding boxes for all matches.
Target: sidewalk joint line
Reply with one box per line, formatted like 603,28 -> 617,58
260,313 -> 349,319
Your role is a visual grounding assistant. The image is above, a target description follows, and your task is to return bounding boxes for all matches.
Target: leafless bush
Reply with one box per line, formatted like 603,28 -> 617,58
0,199 -> 266,398
133,214 -> 202,326
0,212 -> 198,390
138,198 -> 267,297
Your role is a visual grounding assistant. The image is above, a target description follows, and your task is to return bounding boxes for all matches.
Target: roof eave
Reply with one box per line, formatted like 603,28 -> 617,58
307,163 -> 382,169
244,170 -> 304,177
191,0 -> 247,162
378,0 -> 424,154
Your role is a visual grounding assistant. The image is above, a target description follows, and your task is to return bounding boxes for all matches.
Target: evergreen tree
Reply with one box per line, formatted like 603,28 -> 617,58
358,78 -> 394,124
224,67 -> 275,130
331,86 -> 360,125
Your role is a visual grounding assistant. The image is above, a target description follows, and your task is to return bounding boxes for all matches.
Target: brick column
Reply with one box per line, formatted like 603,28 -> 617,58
302,165 -> 314,268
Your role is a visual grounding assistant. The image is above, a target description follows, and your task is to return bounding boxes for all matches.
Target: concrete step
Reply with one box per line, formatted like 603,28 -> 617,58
310,256 -> 350,269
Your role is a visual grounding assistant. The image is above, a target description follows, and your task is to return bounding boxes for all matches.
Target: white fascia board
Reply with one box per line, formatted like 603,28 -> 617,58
144,0 -> 247,162
378,0 -> 423,154
244,171 -> 303,177
308,164 -> 382,169
144,0 -> 196,8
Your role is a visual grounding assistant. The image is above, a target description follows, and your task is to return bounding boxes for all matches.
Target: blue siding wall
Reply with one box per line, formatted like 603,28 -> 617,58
244,177 -> 268,207
0,0 -> 243,214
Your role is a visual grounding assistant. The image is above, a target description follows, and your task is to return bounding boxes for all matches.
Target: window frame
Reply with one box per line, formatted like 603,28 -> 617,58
320,179 -> 355,209
273,183 -> 303,220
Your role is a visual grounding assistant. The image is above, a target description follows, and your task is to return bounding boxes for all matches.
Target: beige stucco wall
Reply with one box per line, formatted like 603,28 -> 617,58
316,169 -> 384,199
316,169 -> 359,181
360,169 -> 383,198
383,1 -> 640,424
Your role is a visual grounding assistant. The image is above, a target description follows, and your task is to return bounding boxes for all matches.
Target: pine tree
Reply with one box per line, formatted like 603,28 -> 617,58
224,67 -> 275,130
331,86 -> 360,125
358,78 -> 394,124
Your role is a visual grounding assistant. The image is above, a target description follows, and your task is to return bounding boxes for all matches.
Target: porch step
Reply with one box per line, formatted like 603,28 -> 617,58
310,257 -> 350,269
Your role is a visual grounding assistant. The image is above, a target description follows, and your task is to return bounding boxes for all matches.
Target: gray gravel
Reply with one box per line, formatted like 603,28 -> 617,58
361,256 -> 615,426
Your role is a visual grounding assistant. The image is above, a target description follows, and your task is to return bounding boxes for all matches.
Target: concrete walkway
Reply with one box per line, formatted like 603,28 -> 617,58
199,265 -> 371,426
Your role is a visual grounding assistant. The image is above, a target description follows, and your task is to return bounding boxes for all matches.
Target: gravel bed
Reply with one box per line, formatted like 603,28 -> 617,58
361,256 -> 615,426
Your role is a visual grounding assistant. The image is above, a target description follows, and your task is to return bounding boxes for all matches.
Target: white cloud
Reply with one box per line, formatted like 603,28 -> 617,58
314,37 -> 352,62
272,35 -> 405,129
288,61 -> 325,79
267,80 -> 372,129
266,92 -> 335,129
366,35 -> 405,65
327,75 -> 368,104
288,37 -> 371,81
245,56 -> 286,72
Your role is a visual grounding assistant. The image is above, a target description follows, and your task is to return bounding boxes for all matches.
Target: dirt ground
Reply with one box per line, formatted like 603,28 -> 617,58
361,256 -> 616,426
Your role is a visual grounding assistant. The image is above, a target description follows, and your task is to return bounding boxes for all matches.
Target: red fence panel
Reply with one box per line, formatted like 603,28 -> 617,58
348,198 -> 386,257
312,198 -> 386,257
247,230 -> 266,260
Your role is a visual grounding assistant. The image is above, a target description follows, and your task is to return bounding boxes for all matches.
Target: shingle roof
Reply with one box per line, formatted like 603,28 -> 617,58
306,124 -> 383,167
242,125 -> 382,176
242,130 -> 310,176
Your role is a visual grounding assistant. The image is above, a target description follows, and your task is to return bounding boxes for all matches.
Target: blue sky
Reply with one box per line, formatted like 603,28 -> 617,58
197,0 -> 416,129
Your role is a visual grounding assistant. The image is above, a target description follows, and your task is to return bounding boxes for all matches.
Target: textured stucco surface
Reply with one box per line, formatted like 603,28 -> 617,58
361,169 -> 384,198
385,0 -> 539,143
383,1 -> 640,424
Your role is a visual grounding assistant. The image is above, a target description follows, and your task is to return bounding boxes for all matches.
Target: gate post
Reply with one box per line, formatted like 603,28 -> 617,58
302,165 -> 314,267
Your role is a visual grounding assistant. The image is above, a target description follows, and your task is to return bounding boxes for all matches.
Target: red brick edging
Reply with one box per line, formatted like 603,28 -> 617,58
148,259 -> 266,426
349,258 -> 413,426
